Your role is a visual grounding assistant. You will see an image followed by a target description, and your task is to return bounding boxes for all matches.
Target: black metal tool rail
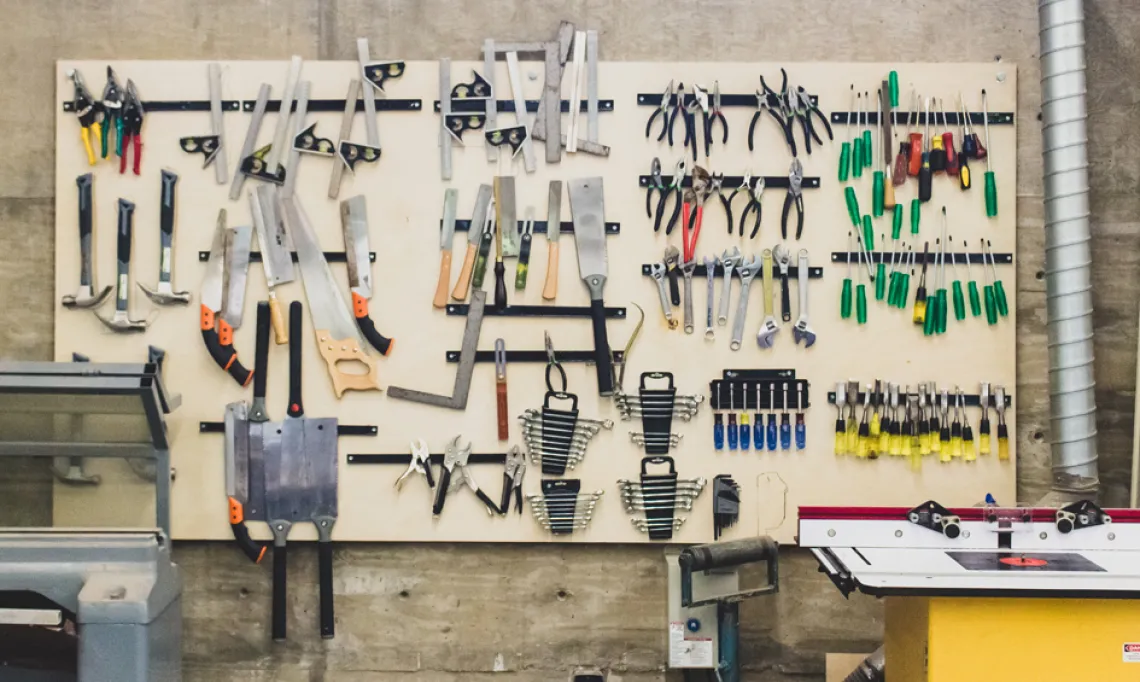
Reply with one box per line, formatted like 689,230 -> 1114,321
445,304 -> 627,319
641,264 -> 823,279
448,220 -> 620,235
433,99 -> 614,113
639,175 -> 821,190
445,350 -> 625,363
198,251 -> 374,264
63,99 -> 423,113
347,453 -> 507,465
831,252 -> 1013,265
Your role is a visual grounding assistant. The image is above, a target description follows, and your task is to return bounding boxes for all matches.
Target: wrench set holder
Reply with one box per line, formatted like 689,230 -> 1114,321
526,479 -> 605,535
619,456 -> 705,540
520,392 -> 612,475
616,371 -> 703,455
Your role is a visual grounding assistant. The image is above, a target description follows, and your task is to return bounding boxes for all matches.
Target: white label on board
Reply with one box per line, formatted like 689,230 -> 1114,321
668,621 -> 713,669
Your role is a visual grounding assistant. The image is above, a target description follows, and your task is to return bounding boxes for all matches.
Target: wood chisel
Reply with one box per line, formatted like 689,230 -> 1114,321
542,181 -> 562,300
340,195 -> 393,355
434,189 -> 458,308
451,184 -> 492,301
281,195 -> 380,397
250,185 -> 296,344
568,177 -> 614,395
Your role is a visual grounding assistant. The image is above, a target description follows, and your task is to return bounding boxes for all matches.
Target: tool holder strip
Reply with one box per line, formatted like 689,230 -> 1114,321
636,93 -> 817,108
710,379 -> 810,410
346,453 -> 507,465
723,368 -> 797,380
832,252 -> 1014,265
61,99 -> 426,113
826,392 -> 1012,408
639,175 -> 821,190
200,422 -> 377,436
434,99 -> 614,113
642,264 -> 823,278
445,304 -> 627,319
445,350 -> 624,363
450,220 -> 620,234
830,111 -> 1015,126
198,250 -> 374,263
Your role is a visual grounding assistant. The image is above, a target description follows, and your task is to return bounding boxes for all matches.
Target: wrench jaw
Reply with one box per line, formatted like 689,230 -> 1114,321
756,319 -> 779,349
792,321 -> 817,347
61,284 -> 114,310
138,282 -> 192,306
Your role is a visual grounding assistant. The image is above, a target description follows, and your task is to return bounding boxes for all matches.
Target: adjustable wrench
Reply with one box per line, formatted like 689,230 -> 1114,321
793,249 -> 817,347
703,255 -> 717,339
774,243 -> 792,322
730,255 -> 761,350
664,246 -> 681,306
756,248 -> 780,349
648,262 -> 676,329
717,247 -> 741,326
681,259 -> 697,334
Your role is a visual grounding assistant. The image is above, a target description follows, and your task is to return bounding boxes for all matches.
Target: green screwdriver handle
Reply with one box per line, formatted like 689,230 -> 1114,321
984,285 -> 998,325
923,295 -> 937,336
968,281 -> 982,316
910,199 -> 921,235
898,273 -> 910,309
984,171 -> 998,217
952,281 -> 966,321
875,263 -> 887,300
839,143 -> 851,182
862,215 -> 874,251
889,72 -> 899,107
856,284 -> 868,324
872,172 -> 885,217
845,187 -> 860,227
852,139 -> 864,178
937,289 -> 949,334
994,280 -> 1009,316
862,129 -> 873,167
841,279 -> 853,319
887,272 -> 900,307
891,205 -> 903,240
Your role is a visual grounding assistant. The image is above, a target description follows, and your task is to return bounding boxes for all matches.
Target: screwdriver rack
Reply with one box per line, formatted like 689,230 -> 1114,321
830,111 -> 1015,126
831,251 -> 1013,264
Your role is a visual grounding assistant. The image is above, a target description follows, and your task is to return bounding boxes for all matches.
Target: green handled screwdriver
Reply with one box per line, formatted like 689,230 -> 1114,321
918,98 -> 933,202
872,90 -> 885,217
852,93 -> 864,179
937,236 -> 949,334
856,235 -> 868,324
963,238 -> 981,316
982,89 -> 997,217
839,85 -> 854,182
862,214 -> 874,251
982,239 -> 998,325
875,233 -> 887,301
841,231 -> 853,319
950,244 -> 966,321
891,203 -> 904,241
845,186 -> 861,228
988,239 -> 1008,316
862,91 -> 873,168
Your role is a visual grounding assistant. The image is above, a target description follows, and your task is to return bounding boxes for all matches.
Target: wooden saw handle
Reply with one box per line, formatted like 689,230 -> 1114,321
268,292 -> 288,345
314,329 -> 380,398
433,249 -> 453,308
542,242 -> 560,301
451,243 -> 477,301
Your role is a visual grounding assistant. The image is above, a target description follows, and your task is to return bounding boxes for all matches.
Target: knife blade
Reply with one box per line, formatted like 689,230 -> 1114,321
433,189 -> 459,308
542,180 -> 562,300
568,177 -> 614,395
250,185 -> 295,344
497,176 -> 519,258
221,223 -> 252,330
340,196 -> 392,355
199,210 -> 251,386
224,401 -> 264,564
281,194 -> 380,397
451,184 -> 492,301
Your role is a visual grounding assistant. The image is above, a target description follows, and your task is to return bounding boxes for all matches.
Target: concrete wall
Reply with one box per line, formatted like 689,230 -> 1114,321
1,0 -> 1137,679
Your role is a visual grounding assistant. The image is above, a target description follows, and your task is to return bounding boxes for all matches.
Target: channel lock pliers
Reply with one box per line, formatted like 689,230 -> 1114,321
739,173 -> 766,240
395,438 -> 436,492
432,435 -> 500,517
100,67 -> 124,160
649,158 -> 685,235
782,158 -> 805,240
70,69 -> 102,166
119,80 -> 145,175
682,166 -> 711,263
500,445 -> 526,515
645,80 -> 682,145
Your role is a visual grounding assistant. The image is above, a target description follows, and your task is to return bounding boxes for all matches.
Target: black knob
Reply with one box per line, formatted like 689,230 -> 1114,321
943,521 -> 961,539
1057,516 -> 1074,534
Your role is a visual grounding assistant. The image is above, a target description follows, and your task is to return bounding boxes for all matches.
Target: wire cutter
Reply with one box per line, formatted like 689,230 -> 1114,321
395,438 -> 436,492
645,80 -> 682,144
119,80 -> 145,175
683,84 -> 707,161
738,173 -> 766,240
500,445 -> 526,515
70,69 -> 102,166
655,158 -> 686,235
782,158 -> 805,240
707,81 -> 728,148
100,67 -> 124,160
432,436 -> 500,517
708,172 -> 733,235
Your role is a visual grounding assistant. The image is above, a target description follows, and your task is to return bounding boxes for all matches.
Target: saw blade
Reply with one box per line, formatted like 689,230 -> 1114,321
340,195 -> 371,299
200,210 -> 227,312
221,224 -> 253,329
251,185 -> 296,288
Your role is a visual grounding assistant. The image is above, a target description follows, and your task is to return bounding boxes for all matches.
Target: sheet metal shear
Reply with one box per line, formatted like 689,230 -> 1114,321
782,158 -> 805,240
70,69 -> 102,166
120,79 -> 145,175
100,67 -> 124,160
395,438 -> 436,492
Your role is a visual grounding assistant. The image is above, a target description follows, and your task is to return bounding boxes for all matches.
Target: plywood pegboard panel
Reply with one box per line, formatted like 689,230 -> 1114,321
53,59 -> 1016,544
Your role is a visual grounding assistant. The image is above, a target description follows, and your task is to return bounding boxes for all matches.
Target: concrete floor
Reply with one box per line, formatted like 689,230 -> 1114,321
1,1 -> 1138,679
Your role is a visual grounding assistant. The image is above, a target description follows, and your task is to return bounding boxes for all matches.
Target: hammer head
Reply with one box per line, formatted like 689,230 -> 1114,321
95,311 -> 149,333
138,282 -> 191,306
756,317 -> 780,349
61,284 -> 113,310
793,321 -> 816,348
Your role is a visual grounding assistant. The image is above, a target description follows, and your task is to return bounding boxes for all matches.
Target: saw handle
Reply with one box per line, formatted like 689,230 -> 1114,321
200,305 -> 252,386
451,243 -> 477,301
542,242 -> 559,300
268,293 -> 288,345
288,301 -> 304,417
272,543 -> 287,641
228,498 -> 266,564
352,292 -> 393,356
496,380 -> 509,440
315,329 -> 381,398
318,539 -> 334,638
589,298 -> 615,396
433,249 -> 453,308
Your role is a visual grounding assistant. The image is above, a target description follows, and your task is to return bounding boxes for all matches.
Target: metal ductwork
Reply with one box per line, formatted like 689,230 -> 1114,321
1039,0 -> 1099,498
843,646 -> 885,682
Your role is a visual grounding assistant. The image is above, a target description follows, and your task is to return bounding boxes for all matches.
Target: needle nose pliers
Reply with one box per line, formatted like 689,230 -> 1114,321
100,67 -> 124,160
70,69 -> 102,166
645,80 -> 682,145
120,79 -> 145,175
782,158 -> 805,240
